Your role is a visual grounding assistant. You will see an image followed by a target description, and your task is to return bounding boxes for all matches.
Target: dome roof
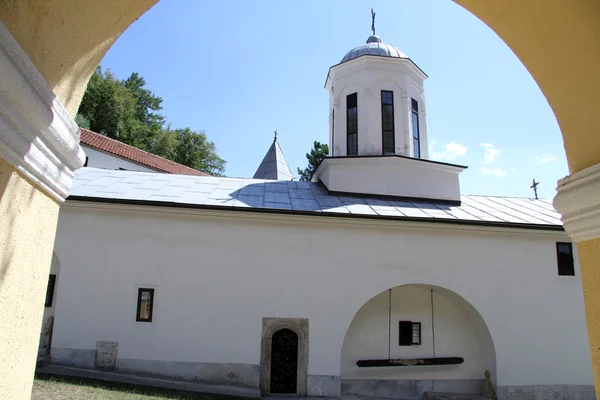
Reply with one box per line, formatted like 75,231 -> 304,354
341,35 -> 407,64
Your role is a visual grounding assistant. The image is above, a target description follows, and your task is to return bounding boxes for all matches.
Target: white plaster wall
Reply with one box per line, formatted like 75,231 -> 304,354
315,157 -> 463,202
327,58 -> 427,158
52,204 -> 592,386
82,146 -> 156,173
342,285 -> 490,380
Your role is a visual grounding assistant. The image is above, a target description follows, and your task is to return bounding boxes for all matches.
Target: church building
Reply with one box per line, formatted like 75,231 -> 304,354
42,20 -> 594,400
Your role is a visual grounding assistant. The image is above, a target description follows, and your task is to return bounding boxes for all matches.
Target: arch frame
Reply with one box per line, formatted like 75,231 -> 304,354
260,317 -> 309,396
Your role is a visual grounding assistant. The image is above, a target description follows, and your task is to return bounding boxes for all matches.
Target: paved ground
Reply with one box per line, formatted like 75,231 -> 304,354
32,373 -> 250,400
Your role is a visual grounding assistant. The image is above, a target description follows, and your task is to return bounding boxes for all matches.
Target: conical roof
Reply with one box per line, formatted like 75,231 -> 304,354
253,134 -> 293,181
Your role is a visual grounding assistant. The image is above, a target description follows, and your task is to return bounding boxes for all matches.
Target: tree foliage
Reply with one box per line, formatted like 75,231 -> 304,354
297,141 -> 329,182
77,66 -> 226,176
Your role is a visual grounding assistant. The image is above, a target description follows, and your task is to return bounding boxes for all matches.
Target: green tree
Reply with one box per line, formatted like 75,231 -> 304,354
297,141 -> 329,181
76,67 -> 226,175
173,128 -> 226,176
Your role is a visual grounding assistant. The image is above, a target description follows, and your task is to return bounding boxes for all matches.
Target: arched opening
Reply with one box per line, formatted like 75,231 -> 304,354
270,328 -> 299,394
341,284 -> 496,399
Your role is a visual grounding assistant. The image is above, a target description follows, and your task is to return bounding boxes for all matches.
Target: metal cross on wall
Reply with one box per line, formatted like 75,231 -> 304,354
530,178 -> 540,200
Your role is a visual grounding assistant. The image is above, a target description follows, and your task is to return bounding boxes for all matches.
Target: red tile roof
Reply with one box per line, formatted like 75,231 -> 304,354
79,128 -> 208,176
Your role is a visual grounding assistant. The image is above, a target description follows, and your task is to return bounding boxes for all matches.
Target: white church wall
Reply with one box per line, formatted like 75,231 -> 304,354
82,145 -> 156,173
50,203 -> 592,395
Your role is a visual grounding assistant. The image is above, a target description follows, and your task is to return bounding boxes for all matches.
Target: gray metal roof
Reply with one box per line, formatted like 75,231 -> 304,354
341,35 -> 407,64
68,168 -> 564,229
253,138 -> 293,181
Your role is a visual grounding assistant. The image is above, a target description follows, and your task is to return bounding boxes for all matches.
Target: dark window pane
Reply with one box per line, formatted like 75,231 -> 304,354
412,98 -> 419,112
412,109 -> 420,158
347,93 -> 358,156
45,274 -> 56,307
556,242 -> 575,276
381,91 -> 395,154
399,321 -> 413,346
136,288 -> 155,322
382,91 -> 393,105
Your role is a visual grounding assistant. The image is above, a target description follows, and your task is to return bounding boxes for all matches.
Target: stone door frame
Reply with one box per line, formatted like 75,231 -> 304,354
260,317 -> 308,396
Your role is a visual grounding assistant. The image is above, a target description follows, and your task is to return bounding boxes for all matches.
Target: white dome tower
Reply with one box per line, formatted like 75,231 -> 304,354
313,11 -> 466,204
325,11 -> 429,159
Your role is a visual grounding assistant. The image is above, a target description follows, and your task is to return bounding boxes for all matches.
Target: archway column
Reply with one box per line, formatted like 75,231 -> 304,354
0,21 -> 84,399
554,163 -> 600,395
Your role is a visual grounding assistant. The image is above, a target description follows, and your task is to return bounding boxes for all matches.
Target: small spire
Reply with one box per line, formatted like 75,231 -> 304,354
274,130 -> 278,141
371,8 -> 376,36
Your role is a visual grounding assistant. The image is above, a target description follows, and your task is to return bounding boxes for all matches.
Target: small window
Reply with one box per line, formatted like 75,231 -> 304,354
347,93 -> 358,156
556,242 -> 575,276
411,99 -> 420,158
381,91 -> 395,154
83,156 -> 89,167
399,321 -> 421,346
136,288 -> 155,322
45,274 -> 56,307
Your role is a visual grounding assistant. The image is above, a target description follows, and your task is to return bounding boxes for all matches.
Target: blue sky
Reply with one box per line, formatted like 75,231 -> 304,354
100,0 -> 568,199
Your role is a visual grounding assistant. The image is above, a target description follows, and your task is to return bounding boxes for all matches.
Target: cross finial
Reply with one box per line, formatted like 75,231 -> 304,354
371,8 -> 376,36
530,178 -> 540,200
274,130 -> 278,141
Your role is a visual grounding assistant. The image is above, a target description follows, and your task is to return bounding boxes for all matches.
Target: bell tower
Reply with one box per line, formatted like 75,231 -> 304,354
325,12 -> 429,159
315,12 -> 466,204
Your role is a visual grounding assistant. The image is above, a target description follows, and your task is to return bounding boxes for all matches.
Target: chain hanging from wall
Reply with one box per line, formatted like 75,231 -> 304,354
356,287 -> 464,368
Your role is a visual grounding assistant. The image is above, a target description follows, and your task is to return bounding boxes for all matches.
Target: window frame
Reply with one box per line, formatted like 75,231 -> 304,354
346,93 -> 358,156
45,274 -> 57,308
136,288 -> 155,322
556,242 -> 575,276
381,90 -> 395,155
399,320 -> 421,346
411,98 -> 420,158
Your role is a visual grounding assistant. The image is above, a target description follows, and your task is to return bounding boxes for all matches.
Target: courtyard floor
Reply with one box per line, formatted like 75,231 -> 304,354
31,374 -> 247,400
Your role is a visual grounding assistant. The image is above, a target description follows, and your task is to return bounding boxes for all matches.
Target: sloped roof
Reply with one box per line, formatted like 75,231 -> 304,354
253,138 -> 293,181
80,128 -> 208,176
68,168 -> 564,230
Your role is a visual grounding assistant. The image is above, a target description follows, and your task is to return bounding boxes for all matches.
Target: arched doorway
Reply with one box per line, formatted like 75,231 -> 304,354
341,284 -> 496,399
270,328 -> 299,394
260,317 -> 308,396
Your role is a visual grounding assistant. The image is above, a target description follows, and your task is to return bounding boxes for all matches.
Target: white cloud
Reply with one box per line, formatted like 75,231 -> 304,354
431,141 -> 468,161
510,167 -> 518,172
481,166 -> 507,178
480,143 -> 500,164
536,153 -> 556,164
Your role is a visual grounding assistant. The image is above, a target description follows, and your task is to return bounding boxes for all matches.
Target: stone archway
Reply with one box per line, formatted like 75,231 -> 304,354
260,317 -> 308,396
341,284 -> 496,399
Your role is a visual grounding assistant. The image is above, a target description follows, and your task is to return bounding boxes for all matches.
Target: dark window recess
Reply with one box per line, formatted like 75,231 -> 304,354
136,288 -> 155,322
381,91 -> 395,154
556,242 -> 575,276
347,93 -> 358,156
399,321 -> 421,346
332,108 -> 335,156
45,274 -> 56,307
411,99 -> 420,158
84,156 -> 89,167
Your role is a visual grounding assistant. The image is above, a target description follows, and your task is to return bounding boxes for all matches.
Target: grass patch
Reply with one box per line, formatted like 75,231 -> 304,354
32,373 -> 253,400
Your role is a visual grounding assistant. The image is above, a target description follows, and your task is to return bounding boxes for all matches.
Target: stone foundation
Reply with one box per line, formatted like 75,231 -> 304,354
342,379 -> 483,399
497,385 -> 596,400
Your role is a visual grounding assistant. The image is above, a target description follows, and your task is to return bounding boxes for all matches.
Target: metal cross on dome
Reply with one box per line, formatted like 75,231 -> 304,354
371,8 -> 376,36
